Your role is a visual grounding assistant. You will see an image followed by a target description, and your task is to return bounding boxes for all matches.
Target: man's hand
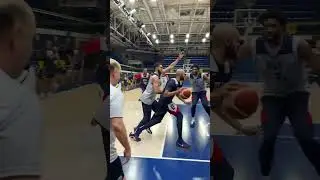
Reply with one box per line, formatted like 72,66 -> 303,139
123,148 -> 131,164
178,51 -> 184,59
90,118 -> 98,126
239,125 -> 261,136
176,87 -> 187,94
183,100 -> 192,105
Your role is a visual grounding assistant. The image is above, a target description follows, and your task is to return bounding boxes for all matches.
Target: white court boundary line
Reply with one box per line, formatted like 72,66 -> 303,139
159,117 -> 169,157
119,154 -> 210,163
212,133 -> 320,140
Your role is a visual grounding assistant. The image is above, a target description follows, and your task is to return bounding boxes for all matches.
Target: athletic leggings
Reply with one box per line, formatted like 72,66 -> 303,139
136,101 -> 159,127
259,91 -> 320,176
138,102 -> 183,140
211,139 -> 234,180
191,91 -> 210,117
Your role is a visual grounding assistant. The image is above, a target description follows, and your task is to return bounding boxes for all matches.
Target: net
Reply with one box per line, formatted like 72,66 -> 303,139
183,64 -> 193,73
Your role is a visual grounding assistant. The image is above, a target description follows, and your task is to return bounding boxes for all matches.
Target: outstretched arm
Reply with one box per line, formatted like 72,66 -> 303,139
162,52 -> 184,74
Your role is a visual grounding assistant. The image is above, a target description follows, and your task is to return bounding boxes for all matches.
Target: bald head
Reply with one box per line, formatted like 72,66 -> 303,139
0,0 -> 34,38
176,69 -> 185,75
211,23 -> 241,61
212,23 -> 240,48
0,0 -> 35,78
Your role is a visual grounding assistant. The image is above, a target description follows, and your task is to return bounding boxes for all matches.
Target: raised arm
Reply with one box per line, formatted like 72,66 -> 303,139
162,52 -> 184,74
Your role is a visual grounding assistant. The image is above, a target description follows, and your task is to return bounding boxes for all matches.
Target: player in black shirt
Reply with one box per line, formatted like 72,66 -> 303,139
210,23 -> 260,180
131,69 -> 191,148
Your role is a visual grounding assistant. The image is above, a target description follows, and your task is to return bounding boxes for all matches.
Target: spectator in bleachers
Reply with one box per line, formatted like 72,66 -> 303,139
70,49 -> 84,85
37,49 -> 56,98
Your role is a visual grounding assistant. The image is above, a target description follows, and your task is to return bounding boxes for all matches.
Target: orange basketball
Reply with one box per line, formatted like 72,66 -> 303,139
180,88 -> 191,99
224,88 -> 259,119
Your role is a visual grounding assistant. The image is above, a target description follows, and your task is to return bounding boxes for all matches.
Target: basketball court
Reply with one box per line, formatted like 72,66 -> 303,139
110,0 -> 210,179
212,1 -> 320,179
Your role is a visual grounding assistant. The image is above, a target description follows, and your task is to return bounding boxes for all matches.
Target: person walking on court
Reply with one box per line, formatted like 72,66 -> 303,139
210,23 -> 260,180
238,10 -> 320,179
185,64 -> 210,127
131,52 -> 184,135
0,1 -> 43,180
93,59 -> 131,180
131,69 -> 191,149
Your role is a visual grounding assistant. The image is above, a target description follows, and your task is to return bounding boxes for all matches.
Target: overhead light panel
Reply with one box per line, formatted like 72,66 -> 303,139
202,38 -> 206,43
186,34 -> 190,38
152,34 -> 157,39
170,34 -> 174,39
141,24 -> 145,28
185,39 -> 189,43
129,9 -> 136,15
129,0 -> 135,3
205,32 -> 209,38
170,39 -> 174,43
155,39 -> 159,44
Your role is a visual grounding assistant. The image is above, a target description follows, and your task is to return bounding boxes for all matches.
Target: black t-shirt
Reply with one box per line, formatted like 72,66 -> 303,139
210,55 -> 232,91
159,78 -> 183,105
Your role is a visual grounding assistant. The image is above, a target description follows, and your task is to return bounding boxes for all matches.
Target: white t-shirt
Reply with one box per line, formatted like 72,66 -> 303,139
95,84 -> 124,163
17,67 -> 37,91
0,69 -> 42,178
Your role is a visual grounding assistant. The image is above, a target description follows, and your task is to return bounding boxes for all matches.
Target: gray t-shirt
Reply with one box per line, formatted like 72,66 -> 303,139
0,69 -> 43,178
95,84 -> 124,163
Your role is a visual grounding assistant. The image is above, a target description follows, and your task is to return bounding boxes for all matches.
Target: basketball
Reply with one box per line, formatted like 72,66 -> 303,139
224,88 -> 259,119
180,88 -> 191,99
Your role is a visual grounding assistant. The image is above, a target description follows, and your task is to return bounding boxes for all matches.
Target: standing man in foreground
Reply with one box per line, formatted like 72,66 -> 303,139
93,59 -> 131,180
0,1 -> 43,180
238,10 -> 320,179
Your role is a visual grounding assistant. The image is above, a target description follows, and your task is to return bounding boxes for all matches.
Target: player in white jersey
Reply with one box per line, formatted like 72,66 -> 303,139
129,52 -> 184,136
160,73 -> 169,89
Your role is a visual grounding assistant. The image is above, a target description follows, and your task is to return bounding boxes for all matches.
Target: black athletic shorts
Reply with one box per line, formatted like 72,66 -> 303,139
108,157 -> 125,180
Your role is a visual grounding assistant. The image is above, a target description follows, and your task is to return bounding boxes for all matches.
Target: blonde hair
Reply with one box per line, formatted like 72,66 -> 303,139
109,58 -> 121,72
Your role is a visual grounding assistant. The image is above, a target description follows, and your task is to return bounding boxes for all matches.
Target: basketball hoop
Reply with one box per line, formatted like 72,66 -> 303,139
183,64 -> 192,73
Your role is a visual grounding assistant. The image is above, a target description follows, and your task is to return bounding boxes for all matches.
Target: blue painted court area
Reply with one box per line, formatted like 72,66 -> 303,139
121,156 -> 210,180
213,124 -> 320,180
162,104 -> 210,160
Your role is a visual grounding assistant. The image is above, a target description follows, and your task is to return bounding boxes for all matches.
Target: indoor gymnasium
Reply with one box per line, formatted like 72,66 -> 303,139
211,0 -> 320,180
22,1 -> 107,180
110,0 -> 210,179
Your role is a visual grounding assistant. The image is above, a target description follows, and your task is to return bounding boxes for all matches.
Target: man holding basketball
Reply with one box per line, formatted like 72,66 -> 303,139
131,69 -> 191,148
185,64 -> 210,127
237,10 -> 320,178
210,23 -> 261,180
130,52 -> 184,135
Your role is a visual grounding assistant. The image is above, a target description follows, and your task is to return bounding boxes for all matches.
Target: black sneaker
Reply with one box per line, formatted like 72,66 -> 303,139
146,128 -> 152,134
129,132 -> 141,142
